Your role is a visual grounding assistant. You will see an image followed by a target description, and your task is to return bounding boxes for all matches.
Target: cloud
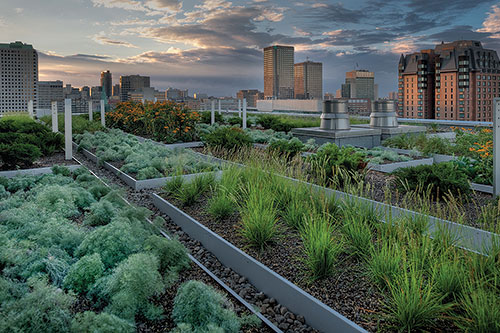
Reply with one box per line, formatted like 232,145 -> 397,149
406,0 -> 494,14
146,0 -> 182,11
92,34 -> 139,48
14,8 -> 23,14
300,3 -> 366,24
90,0 -> 181,14
477,5 -> 500,34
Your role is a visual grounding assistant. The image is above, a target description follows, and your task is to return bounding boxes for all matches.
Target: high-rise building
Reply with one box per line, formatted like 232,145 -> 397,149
38,80 -> 63,113
237,89 -> 264,107
90,86 -> 102,100
398,40 -> 500,121
63,84 -> 89,113
264,45 -> 294,99
80,86 -> 90,99
129,87 -> 166,102
112,84 -> 120,97
120,75 -> 150,102
0,41 -> 38,114
294,61 -> 323,99
166,88 -> 188,101
388,91 -> 398,100
194,92 -> 208,100
100,70 -> 112,98
341,70 -> 376,100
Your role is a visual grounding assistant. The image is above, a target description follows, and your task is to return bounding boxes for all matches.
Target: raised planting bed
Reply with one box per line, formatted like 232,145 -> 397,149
0,115 -> 65,170
153,167 -> 500,333
73,129 -> 220,190
0,165 -> 267,333
357,147 -> 433,173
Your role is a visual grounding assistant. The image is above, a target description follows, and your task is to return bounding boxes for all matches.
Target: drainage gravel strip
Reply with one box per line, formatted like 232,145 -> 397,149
73,151 -> 315,333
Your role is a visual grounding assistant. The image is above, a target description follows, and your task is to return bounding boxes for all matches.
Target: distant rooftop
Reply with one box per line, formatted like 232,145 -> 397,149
0,41 -> 34,50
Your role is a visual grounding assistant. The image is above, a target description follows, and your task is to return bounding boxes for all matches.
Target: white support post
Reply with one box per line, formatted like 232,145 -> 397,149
64,99 -> 72,160
88,100 -> 93,121
28,100 -> 34,118
211,100 -> 215,125
51,101 -> 58,133
238,99 -> 242,118
100,100 -> 105,127
242,98 -> 247,129
154,97 -> 157,103
218,99 -> 221,115
494,98 -> 500,196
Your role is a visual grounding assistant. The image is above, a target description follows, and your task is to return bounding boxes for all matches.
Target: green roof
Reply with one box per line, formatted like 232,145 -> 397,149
0,41 -> 34,50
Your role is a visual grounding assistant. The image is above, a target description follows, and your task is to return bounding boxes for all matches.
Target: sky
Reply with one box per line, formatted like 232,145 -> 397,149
1,0 -> 500,97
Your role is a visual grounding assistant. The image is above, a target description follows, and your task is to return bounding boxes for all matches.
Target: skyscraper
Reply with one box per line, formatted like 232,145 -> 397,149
38,80 -> 63,113
112,84 -> 120,97
294,61 -> 323,99
100,70 -> 112,98
264,45 -> 294,99
341,70 -> 376,100
237,89 -> 264,107
0,41 -> 38,114
120,75 -> 150,101
398,40 -> 500,121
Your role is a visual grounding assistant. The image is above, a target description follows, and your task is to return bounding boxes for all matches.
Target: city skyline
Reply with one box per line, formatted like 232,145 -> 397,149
0,0 -> 499,97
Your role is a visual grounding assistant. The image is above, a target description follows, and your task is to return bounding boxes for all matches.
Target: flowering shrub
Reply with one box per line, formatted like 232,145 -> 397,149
106,101 -> 199,143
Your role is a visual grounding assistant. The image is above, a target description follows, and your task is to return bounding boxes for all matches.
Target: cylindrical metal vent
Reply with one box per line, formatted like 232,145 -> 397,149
320,100 -> 350,130
370,100 -> 398,128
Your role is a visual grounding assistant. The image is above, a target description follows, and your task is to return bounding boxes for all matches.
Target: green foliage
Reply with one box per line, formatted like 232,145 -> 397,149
307,143 -> 366,184
458,283 -> 500,332
51,165 -> 72,177
40,113 -> 105,135
383,133 -> 451,155
143,235 -> 191,275
207,193 -> 235,220
256,114 -> 292,132
0,143 -> 41,169
366,241 -> 402,289
392,162 -> 470,199
267,137 -> 306,156
202,126 -> 252,150
105,252 -> 165,321
200,110 -> 223,124
76,220 -> 142,269
239,181 -> 278,249
341,216 -> 373,258
63,253 -> 105,293
35,184 -> 96,218
0,277 -> 75,333
75,129 -> 217,179
301,213 -> 343,280
431,253 -> 464,300
175,174 -> 215,206
84,199 -> 117,226
172,280 -> 241,333
385,265 -> 451,332
165,175 -> 184,195
71,311 -> 135,333
359,147 -> 412,164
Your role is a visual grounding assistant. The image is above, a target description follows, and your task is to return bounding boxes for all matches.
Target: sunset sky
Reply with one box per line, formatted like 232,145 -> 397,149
1,0 -> 499,97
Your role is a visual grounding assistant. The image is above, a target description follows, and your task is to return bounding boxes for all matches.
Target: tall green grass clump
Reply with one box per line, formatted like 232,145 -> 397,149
301,213 -> 343,280
366,241 -> 402,289
174,173 -> 215,206
239,180 -> 278,250
385,264 -> 451,331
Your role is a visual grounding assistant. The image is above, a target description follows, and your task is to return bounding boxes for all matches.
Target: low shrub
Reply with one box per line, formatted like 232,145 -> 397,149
172,280 -> 241,333
143,235 -> 191,275
200,110 -> 223,124
71,311 -> 135,333
0,277 -> 75,333
392,162 -> 470,199
63,253 -> 105,293
105,252 -> 165,321
256,114 -> 292,132
267,137 -> 306,157
203,126 -> 252,150
0,143 -> 41,169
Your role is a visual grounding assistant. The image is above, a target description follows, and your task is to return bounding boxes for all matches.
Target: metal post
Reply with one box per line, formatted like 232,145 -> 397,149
28,100 -> 34,118
242,98 -> 247,129
51,101 -> 58,133
88,100 -> 93,121
211,100 -> 215,125
100,100 -> 105,127
64,99 -> 72,160
218,99 -> 221,115
494,98 -> 500,196
238,99 -> 241,118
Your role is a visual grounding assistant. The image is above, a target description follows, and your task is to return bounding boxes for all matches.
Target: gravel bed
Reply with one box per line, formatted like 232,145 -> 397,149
74,151 -> 313,333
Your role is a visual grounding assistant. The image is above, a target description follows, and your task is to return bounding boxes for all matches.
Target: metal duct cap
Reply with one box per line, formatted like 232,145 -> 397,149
320,100 -> 350,130
370,100 -> 398,128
